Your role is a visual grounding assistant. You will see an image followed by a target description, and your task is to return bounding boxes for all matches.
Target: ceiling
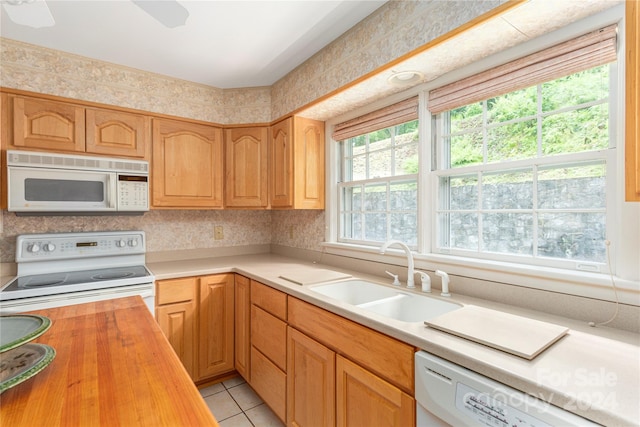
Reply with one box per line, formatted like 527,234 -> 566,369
0,0 -> 386,89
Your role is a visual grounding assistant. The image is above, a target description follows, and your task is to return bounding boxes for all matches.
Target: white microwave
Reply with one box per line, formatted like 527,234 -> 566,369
7,150 -> 149,215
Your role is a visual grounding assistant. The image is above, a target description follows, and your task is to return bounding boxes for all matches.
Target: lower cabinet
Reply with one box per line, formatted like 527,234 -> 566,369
287,297 -> 415,427
249,280 -> 288,423
234,275 -> 251,381
155,274 -> 235,383
336,355 -> 414,427
156,277 -> 197,379
287,326 -> 335,427
157,277 -> 417,427
198,274 -> 235,380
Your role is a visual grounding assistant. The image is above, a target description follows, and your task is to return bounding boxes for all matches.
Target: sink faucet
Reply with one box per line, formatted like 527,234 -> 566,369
379,240 -> 415,288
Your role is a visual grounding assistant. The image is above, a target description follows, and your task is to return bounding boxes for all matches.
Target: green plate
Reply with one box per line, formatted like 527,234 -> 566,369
0,314 -> 52,353
0,343 -> 56,393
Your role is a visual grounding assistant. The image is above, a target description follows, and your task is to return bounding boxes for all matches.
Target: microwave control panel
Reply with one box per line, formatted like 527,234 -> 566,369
117,174 -> 149,211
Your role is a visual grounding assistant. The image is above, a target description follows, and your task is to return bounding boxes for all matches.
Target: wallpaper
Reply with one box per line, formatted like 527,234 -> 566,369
0,0 -> 505,263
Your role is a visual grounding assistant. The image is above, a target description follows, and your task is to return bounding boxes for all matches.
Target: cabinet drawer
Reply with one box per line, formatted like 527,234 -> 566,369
251,305 -> 287,370
251,347 -> 286,423
156,277 -> 197,305
251,280 -> 287,320
288,297 -> 414,394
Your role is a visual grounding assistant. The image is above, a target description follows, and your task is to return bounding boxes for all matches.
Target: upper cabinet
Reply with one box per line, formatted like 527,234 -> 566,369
4,94 -> 150,159
224,126 -> 268,208
626,0 -> 639,202
152,118 -> 224,208
86,108 -> 150,158
269,116 -> 325,209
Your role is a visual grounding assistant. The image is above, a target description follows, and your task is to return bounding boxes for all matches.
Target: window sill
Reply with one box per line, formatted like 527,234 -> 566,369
321,242 -> 640,306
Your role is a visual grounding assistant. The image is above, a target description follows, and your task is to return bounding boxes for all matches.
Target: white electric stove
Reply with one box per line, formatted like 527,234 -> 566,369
0,231 -> 155,314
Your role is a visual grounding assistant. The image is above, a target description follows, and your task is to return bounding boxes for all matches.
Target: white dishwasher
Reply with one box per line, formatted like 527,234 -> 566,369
415,351 -> 600,427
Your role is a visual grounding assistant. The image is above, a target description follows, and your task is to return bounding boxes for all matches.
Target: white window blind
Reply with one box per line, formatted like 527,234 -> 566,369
332,96 -> 418,141
428,25 -> 617,114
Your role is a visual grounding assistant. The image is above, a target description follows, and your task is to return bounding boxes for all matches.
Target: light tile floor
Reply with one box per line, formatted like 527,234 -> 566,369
199,376 -> 284,427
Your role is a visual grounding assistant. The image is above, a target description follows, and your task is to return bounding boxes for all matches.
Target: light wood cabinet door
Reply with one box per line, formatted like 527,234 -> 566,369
86,108 -> 150,158
269,116 -> 325,209
10,95 -> 85,152
225,126 -> 268,207
336,355 -> 414,427
234,275 -> 251,382
626,0 -> 640,201
198,274 -> 235,381
251,305 -> 287,370
156,277 -> 198,380
293,116 -> 325,209
270,117 -> 294,207
152,118 -> 223,208
287,327 -> 335,427
251,346 -> 287,423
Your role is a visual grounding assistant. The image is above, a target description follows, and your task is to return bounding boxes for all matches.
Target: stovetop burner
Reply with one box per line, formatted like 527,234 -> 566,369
20,274 -> 69,288
91,271 -> 136,281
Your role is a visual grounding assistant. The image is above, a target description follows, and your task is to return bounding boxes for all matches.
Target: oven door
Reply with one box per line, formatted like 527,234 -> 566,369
0,284 -> 154,316
8,167 -> 117,213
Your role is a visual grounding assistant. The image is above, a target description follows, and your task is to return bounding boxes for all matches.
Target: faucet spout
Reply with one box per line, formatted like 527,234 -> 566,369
379,240 -> 415,288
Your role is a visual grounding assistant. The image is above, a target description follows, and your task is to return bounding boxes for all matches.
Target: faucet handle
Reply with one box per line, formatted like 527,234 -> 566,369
385,271 -> 401,286
415,271 -> 431,293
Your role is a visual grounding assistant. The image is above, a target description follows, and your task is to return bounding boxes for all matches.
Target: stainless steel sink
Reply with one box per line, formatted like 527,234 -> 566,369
309,279 -> 462,323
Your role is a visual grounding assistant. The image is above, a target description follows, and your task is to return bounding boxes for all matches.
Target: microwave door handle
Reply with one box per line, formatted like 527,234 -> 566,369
107,174 -> 117,209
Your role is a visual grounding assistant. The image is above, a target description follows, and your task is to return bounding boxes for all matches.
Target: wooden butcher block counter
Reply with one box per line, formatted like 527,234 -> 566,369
0,297 -> 218,426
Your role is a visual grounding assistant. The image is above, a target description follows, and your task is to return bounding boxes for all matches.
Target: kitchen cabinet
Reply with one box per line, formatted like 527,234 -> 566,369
287,297 -> 414,394
336,355 -> 414,427
198,273 -> 235,381
234,274 -> 251,381
270,116 -> 325,209
250,280 -> 287,422
287,326 -> 335,427
4,93 -> 149,158
155,273 -> 235,383
85,107 -> 150,158
224,126 -> 269,208
156,277 -> 198,379
626,0 -> 640,202
287,296 -> 415,427
152,118 -> 224,208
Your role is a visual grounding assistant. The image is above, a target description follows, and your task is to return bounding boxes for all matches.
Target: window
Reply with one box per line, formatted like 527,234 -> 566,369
330,23 -> 627,282
337,111 -> 419,246
434,64 -> 613,268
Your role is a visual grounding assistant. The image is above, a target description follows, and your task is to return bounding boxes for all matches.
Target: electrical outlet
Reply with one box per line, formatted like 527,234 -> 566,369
214,225 -> 224,240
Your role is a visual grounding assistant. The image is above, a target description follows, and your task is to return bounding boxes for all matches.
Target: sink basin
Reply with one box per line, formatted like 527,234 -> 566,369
309,280 -> 400,305
309,279 -> 462,322
359,293 -> 461,323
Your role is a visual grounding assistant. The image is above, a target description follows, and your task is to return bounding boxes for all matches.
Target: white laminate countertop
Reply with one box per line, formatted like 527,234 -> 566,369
146,253 -> 640,427
2,254 -> 638,425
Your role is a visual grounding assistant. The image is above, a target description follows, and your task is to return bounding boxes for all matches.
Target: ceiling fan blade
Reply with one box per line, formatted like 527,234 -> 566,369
131,0 -> 189,28
2,0 -> 55,28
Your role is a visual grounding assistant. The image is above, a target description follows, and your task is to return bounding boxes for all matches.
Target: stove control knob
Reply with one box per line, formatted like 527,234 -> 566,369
128,239 -> 138,247
116,239 -> 127,248
43,243 -> 56,252
29,244 -> 41,253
